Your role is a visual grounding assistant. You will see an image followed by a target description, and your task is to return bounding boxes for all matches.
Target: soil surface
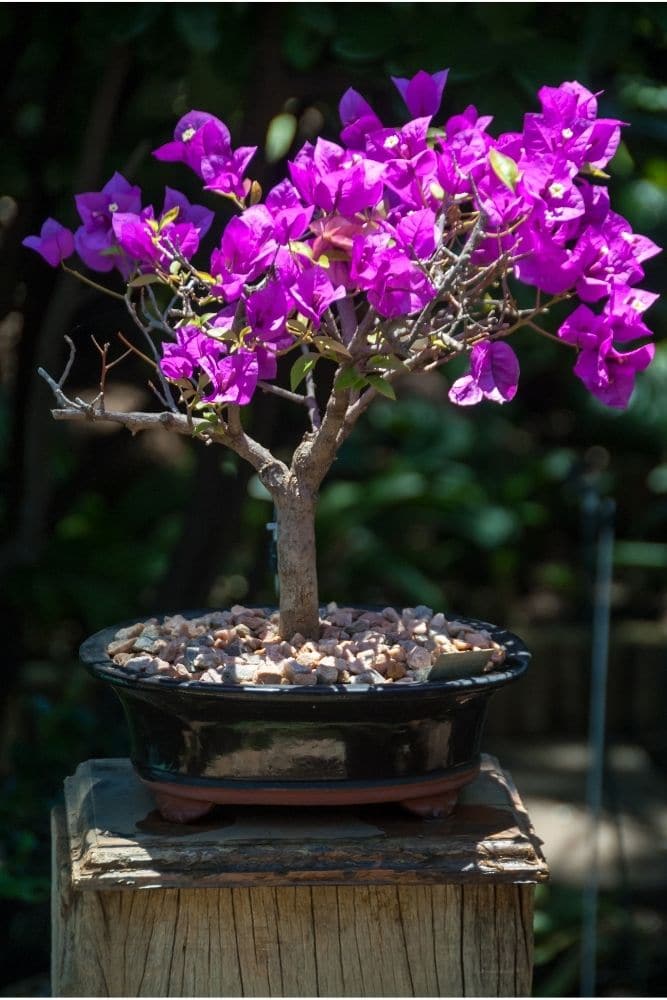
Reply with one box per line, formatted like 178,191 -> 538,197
106,605 -> 506,686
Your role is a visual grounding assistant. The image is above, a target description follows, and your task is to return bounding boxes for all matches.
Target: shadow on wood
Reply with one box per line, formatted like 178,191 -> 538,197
52,755 -> 547,997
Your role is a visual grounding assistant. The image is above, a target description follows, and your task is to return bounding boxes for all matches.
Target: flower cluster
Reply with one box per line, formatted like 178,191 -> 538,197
25,70 -> 660,410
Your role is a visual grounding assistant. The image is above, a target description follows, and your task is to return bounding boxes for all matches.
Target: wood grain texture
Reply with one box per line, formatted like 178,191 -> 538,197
53,755 -> 544,996
63,755 -> 548,890
53,807 -> 534,997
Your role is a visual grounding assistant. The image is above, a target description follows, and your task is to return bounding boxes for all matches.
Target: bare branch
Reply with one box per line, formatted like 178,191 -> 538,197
124,290 -> 178,411
61,263 -> 126,302
300,344 -> 321,431
226,405 -> 289,491
291,381 -> 351,491
59,336 -> 77,388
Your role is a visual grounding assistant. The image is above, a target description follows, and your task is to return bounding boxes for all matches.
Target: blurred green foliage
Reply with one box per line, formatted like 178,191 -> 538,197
1,3 -> 667,993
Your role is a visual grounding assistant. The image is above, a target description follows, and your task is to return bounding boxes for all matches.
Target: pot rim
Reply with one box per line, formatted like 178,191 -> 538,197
80,608 -> 531,698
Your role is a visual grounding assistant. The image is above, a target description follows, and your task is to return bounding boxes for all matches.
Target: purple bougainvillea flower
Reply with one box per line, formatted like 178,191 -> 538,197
74,172 -> 142,229
73,172 -> 142,272
111,211 -> 158,265
523,82 -> 623,171
392,69 -> 449,119
153,111 -> 230,170
210,206 -> 276,299
449,341 -> 520,406
111,208 -> 201,269
339,87 -> 383,148
604,284 -> 659,342
574,336 -> 654,409
558,303 -> 606,351
23,218 -> 74,267
200,349 -> 259,405
246,283 -> 291,347
395,208 -> 438,259
162,188 -> 214,240
160,326 -> 225,381
365,253 -> 436,318
291,266 -> 347,325
265,180 -> 314,244
200,141 -> 257,200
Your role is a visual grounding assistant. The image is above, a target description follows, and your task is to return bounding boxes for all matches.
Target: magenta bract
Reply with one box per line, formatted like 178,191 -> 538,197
25,71 -> 661,412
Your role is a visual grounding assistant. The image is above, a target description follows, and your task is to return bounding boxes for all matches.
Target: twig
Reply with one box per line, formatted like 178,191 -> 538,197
61,263 -> 126,302
300,344 -> 321,431
116,331 -> 158,369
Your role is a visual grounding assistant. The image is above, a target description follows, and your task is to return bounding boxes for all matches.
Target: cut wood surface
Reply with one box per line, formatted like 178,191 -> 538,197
63,754 -> 548,889
53,755 -> 546,997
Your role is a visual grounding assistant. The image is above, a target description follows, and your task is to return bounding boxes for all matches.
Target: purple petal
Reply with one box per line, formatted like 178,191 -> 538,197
392,69 -> 449,118
474,341 -> 520,403
448,374 -> 484,406
23,218 -> 74,267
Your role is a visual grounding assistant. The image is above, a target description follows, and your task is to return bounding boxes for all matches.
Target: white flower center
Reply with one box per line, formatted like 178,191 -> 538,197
384,134 -> 400,149
108,202 -> 119,213
548,182 -> 565,199
562,127 -> 574,139
181,126 -> 196,142
631,297 -> 644,312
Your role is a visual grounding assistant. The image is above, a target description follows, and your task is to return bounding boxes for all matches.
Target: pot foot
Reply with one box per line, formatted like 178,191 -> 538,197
399,789 -> 459,819
154,792 -> 215,824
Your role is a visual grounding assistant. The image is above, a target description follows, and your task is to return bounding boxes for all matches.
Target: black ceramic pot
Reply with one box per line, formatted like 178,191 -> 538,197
80,611 -> 530,821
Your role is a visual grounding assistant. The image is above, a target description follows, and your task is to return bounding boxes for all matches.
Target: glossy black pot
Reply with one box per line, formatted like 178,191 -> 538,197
80,611 -> 530,821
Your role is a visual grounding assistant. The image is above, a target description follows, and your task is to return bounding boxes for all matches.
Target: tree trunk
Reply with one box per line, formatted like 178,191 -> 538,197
275,488 -> 320,639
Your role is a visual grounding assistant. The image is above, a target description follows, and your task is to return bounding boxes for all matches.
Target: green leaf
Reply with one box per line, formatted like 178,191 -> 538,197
265,113 -> 298,163
159,205 -> 180,229
336,367 -> 367,390
312,335 -> 352,358
365,373 -> 396,399
128,273 -> 165,289
290,353 -> 319,392
368,354 -> 408,373
288,241 -> 314,260
489,148 -> 520,192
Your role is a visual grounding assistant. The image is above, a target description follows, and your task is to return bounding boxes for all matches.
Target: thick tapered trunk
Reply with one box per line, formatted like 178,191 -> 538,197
275,490 -> 320,640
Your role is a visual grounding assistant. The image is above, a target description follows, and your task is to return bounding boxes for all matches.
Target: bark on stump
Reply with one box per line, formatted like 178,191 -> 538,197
52,754 -> 548,997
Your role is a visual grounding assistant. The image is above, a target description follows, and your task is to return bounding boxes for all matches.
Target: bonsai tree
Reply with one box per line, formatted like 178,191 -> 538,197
27,70 -> 660,640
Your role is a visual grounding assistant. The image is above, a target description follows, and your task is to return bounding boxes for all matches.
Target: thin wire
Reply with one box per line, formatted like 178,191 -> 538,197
266,506 -> 279,599
580,496 -> 615,997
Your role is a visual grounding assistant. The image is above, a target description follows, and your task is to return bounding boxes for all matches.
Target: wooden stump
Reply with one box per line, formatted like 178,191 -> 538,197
52,755 -> 548,997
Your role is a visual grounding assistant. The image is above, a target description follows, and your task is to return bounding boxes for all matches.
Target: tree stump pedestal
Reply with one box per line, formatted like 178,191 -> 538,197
52,754 -> 548,997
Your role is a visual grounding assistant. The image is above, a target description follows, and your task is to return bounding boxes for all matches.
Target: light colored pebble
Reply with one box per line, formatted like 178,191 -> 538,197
106,608 -> 506,688
200,667 -> 223,684
350,669 -> 385,685
281,659 -> 315,683
386,660 -> 407,681
406,646 -> 432,669
254,668 -> 283,685
108,637 -> 138,656
462,631 -> 494,649
316,662 -> 340,684
221,662 -> 256,684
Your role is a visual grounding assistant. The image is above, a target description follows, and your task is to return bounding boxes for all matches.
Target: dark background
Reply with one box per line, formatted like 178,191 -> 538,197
1,3 -> 667,995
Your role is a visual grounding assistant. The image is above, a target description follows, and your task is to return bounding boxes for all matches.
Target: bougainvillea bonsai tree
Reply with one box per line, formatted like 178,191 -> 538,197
28,70 -> 660,643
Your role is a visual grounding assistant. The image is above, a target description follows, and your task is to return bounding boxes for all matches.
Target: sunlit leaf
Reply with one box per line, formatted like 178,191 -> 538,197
313,336 -> 352,358
265,113 -> 298,163
489,148 -> 520,192
290,352 -> 319,392
365,373 -> 397,399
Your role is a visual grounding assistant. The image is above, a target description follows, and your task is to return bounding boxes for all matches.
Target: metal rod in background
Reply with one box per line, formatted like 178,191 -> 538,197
266,507 -> 279,598
580,496 -> 616,998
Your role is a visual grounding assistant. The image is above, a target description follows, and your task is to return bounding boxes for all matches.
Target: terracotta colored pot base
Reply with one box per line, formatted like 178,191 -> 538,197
141,762 -> 480,823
